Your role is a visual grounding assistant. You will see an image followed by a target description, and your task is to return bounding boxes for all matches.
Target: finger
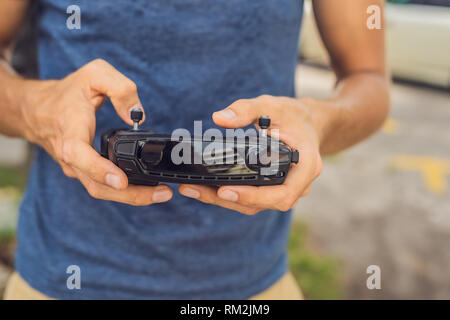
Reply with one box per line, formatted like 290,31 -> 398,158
179,184 -> 262,215
78,171 -> 173,205
216,148 -> 317,212
212,95 -> 285,129
216,184 -> 295,212
60,162 -> 76,178
212,98 -> 262,129
81,59 -> 145,126
62,138 -> 128,190
301,184 -> 312,197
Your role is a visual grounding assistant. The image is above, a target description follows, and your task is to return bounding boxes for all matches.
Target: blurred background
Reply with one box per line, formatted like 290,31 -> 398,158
0,0 -> 449,299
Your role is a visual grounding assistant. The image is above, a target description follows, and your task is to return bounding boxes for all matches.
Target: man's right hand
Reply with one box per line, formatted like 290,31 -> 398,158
18,59 -> 173,206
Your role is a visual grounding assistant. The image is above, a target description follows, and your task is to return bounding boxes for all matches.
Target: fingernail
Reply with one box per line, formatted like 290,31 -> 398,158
218,189 -> 238,202
105,173 -> 122,190
180,187 -> 200,199
216,109 -> 236,119
152,189 -> 172,202
129,105 -> 141,113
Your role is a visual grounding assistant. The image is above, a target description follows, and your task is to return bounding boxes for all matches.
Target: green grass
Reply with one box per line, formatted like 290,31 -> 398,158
288,221 -> 342,299
0,165 -> 28,192
323,153 -> 342,164
0,228 -> 15,244
0,165 -> 27,245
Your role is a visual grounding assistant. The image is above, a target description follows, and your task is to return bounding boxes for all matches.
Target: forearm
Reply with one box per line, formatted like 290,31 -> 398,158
0,56 -> 28,138
0,0 -> 32,137
305,71 -> 390,155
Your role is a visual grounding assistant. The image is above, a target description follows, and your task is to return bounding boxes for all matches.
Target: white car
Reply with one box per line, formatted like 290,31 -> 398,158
300,0 -> 450,88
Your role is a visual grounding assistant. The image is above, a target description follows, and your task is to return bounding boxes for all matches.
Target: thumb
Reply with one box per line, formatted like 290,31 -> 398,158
212,98 -> 262,129
80,59 -> 146,126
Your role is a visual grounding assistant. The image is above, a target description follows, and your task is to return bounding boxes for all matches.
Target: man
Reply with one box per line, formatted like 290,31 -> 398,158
0,0 -> 389,299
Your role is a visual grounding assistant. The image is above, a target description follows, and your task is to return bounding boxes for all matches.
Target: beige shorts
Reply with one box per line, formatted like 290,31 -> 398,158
3,271 -> 303,300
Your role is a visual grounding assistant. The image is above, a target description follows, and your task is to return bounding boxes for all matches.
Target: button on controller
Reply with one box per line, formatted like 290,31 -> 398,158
117,159 -> 138,174
115,141 -> 136,156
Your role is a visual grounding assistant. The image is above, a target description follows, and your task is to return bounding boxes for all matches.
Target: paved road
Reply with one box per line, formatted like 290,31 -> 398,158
0,138 -> 27,166
294,64 -> 450,299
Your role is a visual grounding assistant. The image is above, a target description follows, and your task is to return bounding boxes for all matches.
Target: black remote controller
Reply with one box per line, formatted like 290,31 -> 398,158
101,109 -> 299,186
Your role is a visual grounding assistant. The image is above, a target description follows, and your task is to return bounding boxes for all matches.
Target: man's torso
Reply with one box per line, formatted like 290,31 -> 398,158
16,0 -> 303,299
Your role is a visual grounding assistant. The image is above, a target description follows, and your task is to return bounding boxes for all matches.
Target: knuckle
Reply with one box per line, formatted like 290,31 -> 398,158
86,184 -> 100,199
200,193 -> 214,205
277,204 -> 291,212
276,199 -> 294,212
130,192 -> 141,206
117,80 -> 137,98
258,95 -> 277,107
232,98 -> 250,109
257,94 -> 280,113
131,192 -> 150,206
82,59 -> 106,73
127,80 -> 138,93
272,190 -> 297,212
315,157 -> 323,177
243,208 -> 260,215
91,58 -> 107,68
61,139 -> 74,164
62,166 -> 75,178
54,143 -> 64,163
258,94 -> 272,102
239,195 -> 255,207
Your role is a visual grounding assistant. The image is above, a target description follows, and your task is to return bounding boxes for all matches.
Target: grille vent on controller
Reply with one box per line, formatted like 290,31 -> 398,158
147,171 -> 257,181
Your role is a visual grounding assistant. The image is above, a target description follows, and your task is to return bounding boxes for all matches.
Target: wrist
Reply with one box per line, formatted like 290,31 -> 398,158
0,70 -> 30,138
297,97 -> 343,149
19,79 -> 56,142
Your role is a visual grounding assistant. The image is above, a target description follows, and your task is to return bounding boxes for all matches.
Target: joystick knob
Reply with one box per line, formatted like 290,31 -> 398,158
131,107 -> 143,130
258,116 -> 270,137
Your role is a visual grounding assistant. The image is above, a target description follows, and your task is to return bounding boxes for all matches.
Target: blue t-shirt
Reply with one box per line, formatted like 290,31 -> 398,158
16,0 -> 303,299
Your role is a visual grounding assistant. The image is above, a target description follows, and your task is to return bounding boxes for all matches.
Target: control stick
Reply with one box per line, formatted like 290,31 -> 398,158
131,107 -> 143,130
258,116 -> 270,137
